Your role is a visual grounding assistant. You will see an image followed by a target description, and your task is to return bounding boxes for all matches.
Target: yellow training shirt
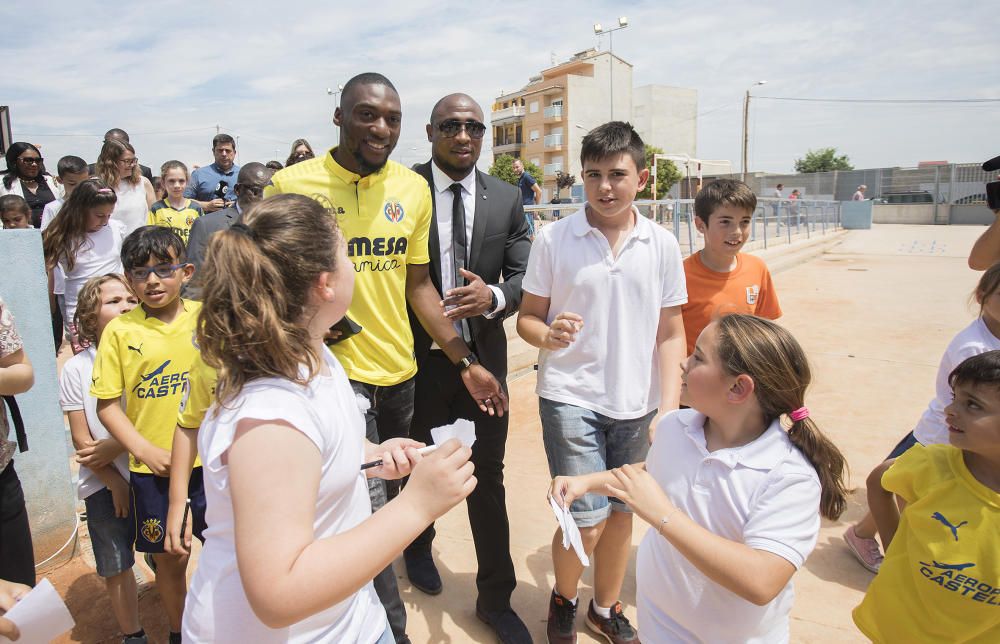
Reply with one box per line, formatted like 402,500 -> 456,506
147,199 -> 204,244
90,300 -> 203,473
266,149 -> 432,386
177,351 -> 216,430
853,445 -> 1000,642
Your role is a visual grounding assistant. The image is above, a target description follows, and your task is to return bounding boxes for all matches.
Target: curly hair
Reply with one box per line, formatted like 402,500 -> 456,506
74,274 -> 136,345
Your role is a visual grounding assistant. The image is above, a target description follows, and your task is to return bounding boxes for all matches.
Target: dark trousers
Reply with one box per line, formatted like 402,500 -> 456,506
405,352 -> 516,611
0,461 -> 35,586
351,377 -> 415,644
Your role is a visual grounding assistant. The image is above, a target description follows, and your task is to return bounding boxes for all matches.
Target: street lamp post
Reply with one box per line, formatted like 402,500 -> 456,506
326,83 -> 344,108
741,80 -> 766,183
593,16 -> 628,120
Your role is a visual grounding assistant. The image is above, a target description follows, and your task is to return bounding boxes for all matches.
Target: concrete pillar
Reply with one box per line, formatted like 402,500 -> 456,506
0,230 -> 77,568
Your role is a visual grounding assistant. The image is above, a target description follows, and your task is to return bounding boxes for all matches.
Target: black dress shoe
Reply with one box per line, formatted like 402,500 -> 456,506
476,601 -> 533,644
403,551 -> 442,595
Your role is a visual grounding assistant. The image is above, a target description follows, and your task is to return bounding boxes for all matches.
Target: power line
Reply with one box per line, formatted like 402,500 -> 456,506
19,126 -> 219,138
756,96 -> 1000,104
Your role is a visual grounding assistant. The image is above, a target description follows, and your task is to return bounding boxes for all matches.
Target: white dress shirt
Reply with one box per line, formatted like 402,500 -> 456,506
430,162 -> 505,324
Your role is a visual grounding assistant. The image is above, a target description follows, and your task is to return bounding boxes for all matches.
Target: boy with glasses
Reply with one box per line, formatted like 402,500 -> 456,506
92,226 -> 206,644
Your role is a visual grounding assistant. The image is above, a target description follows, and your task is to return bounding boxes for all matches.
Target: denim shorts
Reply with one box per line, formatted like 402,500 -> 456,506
539,398 -> 655,527
84,487 -> 136,577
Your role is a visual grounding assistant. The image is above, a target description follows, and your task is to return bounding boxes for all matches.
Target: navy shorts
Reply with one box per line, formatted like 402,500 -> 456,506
130,467 -> 207,554
885,431 -> 920,460
84,487 -> 136,577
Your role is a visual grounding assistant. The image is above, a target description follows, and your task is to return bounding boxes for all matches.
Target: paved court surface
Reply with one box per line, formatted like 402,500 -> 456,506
48,223 -> 986,643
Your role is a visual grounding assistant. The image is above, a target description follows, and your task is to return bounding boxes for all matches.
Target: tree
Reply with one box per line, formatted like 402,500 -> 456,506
554,171 -> 576,201
794,147 -> 854,173
637,145 -> 683,200
488,154 -> 543,187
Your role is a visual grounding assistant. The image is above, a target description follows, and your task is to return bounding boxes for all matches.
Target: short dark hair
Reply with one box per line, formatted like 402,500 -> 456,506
121,225 -> 187,270
580,121 -> 645,171
341,72 -> 398,107
694,179 -> 758,224
265,160 -> 284,171
213,133 -> 236,149
0,194 -> 30,215
949,351 -> 1000,392
104,128 -> 129,142
56,155 -> 88,177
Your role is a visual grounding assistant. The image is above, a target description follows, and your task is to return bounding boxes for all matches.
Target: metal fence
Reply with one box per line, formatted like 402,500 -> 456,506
526,198 -> 843,257
712,163 -> 993,205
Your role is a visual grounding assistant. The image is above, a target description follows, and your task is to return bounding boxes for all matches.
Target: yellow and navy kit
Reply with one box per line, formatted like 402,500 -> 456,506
147,199 -> 204,244
90,300 -> 203,473
266,149 -> 432,386
177,351 -> 217,430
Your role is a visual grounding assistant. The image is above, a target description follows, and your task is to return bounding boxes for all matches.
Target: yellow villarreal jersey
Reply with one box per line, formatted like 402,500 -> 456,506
90,301 -> 203,473
853,445 -> 1000,642
147,199 -> 204,245
177,351 -> 217,430
266,149 -> 431,386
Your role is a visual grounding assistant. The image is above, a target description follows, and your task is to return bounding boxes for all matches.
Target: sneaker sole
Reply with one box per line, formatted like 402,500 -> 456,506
842,532 -> 881,573
585,614 -> 614,644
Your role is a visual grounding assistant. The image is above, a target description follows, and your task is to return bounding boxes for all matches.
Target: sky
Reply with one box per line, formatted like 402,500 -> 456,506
3,0 -> 998,176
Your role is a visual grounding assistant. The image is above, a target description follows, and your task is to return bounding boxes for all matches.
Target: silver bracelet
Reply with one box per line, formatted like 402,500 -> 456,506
658,508 -> 679,536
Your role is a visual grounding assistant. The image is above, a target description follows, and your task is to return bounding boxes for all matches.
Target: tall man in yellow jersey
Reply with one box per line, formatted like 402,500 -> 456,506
266,72 -> 506,644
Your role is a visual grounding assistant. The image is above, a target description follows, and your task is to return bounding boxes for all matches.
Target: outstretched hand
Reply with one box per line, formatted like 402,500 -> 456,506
443,269 -> 494,320
461,363 -> 509,416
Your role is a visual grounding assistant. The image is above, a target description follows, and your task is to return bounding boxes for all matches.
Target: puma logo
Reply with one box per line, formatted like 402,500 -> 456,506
931,512 -> 968,541
91,376 -> 98,385
128,343 -> 143,356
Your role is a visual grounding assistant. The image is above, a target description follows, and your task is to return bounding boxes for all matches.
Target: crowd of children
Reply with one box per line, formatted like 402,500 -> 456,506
0,116 -> 997,644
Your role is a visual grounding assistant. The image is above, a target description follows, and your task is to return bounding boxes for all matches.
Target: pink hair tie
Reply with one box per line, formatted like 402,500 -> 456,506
97,188 -> 113,194
789,407 -> 810,422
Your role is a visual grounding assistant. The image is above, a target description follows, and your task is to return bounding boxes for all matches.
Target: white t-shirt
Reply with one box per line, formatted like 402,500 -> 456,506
59,221 -> 126,329
112,179 -> 149,236
183,349 -> 386,644
59,347 -> 130,499
522,206 -> 687,419
41,198 -> 62,230
637,409 -> 821,643
912,316 -> 1000,446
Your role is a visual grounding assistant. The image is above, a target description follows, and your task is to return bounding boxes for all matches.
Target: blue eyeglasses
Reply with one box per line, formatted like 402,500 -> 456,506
127,263 -> 186,281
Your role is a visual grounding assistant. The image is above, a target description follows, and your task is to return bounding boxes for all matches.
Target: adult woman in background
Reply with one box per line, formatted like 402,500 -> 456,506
0,142 -> 62,228
285,138 -> 315,166
95,139 -> 154,235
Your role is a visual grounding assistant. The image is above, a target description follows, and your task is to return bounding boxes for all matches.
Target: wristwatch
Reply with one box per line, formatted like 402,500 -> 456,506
456,352 -> 480,370
489,289 -> 499,313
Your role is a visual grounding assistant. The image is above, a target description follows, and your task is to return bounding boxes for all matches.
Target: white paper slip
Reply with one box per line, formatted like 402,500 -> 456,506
548,495 -> 590,567
431,418 -> 477,448
1,578 -> 75,643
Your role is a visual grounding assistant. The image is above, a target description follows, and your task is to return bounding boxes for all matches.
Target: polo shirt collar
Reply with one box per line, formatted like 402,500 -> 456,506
571,205 -> 652,241
211,162 -> 236,176
324,147 -> 386,187
680,411 -> 792,471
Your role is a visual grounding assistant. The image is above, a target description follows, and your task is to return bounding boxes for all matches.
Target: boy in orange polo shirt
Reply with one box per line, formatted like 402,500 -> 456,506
682,179 -> 781,356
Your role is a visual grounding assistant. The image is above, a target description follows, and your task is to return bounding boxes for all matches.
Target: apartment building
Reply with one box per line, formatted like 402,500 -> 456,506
491,49 -> 697,202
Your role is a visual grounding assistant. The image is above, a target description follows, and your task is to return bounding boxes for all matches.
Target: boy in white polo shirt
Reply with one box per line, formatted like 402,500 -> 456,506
517,121 -> 687,644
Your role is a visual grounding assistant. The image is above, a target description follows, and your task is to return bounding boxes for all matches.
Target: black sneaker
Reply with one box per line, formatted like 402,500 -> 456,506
585,600 -> 639,644
476,601 -> 532,644
403,550 -> 442,595
121,632 -> 147,644
546,590 -> 577,643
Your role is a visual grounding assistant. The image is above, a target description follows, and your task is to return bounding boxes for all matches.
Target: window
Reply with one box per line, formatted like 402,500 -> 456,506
529,129 -> 540,142
529,101 -> 539,113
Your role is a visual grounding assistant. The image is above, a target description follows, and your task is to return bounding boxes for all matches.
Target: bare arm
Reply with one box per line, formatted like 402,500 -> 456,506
142,177 -> 156,209
97,397 -> 171,476
165,426 -> 199,554
655,306 -> 686,414
609,464 -> 796,606
531,182 -> 542,205
516,292 -> 582,351
867,458 -> 902,549
230,420 -> 474,628
0,348 -> 33,396
968,211 -> 1000,270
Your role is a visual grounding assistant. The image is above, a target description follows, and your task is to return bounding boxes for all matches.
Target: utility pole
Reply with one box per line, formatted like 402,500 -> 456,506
741,80 -> 766,183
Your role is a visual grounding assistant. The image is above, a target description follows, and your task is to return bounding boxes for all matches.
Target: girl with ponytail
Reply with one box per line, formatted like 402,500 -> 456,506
550,313 -> 847,642
183,194 -> 477,643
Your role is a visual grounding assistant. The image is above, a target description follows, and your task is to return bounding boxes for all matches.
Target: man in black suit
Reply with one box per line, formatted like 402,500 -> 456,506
406,94 -> 532,643
184,162 -> 271,298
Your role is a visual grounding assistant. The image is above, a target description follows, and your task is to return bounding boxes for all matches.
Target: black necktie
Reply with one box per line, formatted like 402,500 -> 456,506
450,183 -> 472,343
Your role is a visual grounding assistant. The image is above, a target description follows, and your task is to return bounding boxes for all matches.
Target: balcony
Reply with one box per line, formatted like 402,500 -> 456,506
493,139 -> 522,155
543,163 -> 563,177
544,105 -> 563,119
543,134 -> 563,148
491,105 -> 526,123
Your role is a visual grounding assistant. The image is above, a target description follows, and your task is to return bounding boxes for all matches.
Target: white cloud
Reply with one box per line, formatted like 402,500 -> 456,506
2,0 -> 997,174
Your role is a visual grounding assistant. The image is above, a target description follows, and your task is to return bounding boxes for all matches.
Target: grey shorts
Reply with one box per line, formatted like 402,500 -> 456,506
84,487 -> 136,577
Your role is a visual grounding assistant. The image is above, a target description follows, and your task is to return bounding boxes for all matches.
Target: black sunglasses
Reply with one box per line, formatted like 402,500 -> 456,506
438,119 -> 486,139
18,157 -> 43,164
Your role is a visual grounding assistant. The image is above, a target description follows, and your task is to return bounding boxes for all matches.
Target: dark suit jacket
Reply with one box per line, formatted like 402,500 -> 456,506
184,206 -> 239,299
408,162 -> 531,380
